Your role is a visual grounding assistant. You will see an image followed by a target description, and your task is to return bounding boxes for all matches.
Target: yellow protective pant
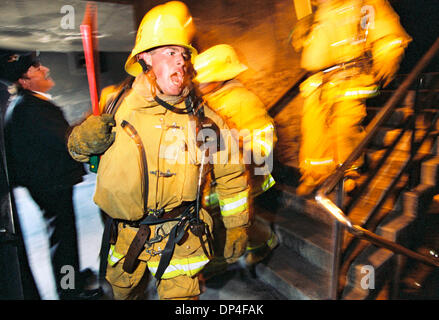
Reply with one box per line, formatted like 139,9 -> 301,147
106,210 -> 213,300
106,258 -> 200,300
247,218 -> 272,250
299,87 -> 366,187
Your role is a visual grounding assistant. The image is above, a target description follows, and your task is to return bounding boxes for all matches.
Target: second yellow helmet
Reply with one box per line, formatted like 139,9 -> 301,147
193,44 -> 248,84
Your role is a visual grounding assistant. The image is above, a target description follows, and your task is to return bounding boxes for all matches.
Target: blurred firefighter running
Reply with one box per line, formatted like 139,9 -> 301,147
193,44 -> 278,270
67,1 -> 251,300
291,0 -> 411,195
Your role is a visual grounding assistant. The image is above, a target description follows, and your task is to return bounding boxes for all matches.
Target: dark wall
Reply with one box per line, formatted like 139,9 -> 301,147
188,0 -> 303,107
38,51 -> 129,125
392,0 -> 439,73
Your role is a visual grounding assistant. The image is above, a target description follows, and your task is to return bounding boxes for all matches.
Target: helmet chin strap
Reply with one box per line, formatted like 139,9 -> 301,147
138,59 -> 162,94
138,59 -> 149,73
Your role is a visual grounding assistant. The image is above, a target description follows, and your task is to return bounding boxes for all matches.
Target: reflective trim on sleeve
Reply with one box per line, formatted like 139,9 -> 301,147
375,38 -> 404,57
253,124 -> 275,156
108,244 -> 124,267
147,254 -> 210,279
258,139 -> 273,156
341,86 -> 379,99
219,189 -> 249,217
304,158 -> 334,166
261,174 -> 275,192
256,123 -> 274,134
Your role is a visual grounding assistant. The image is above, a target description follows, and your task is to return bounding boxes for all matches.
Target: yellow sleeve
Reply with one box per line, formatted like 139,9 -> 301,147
223,88 -> 277,159
366,0 -> 411,45
214,162 -> 251,229
367,0 -> 411,85
204,107 -> 251,229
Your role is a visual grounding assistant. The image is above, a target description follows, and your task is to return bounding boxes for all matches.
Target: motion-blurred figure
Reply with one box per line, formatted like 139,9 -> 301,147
68,2 -> 251,300
291,0 -> 411,195
193,44 -> 278,269
0,51 -> 100,299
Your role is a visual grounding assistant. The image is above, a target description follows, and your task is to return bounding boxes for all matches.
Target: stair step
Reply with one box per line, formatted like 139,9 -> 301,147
365,148 -> 409,174
346,186 -> 404,227
255,245 -> 332,300
274,183 -> 335,226
365,106 -> 439,130
376,214 -> 416,244
342,246 -> 394,299
369,127 -> 433,153
363,148 -> 432,189
403,183 -> 437,218
255,205 -> 334,270
370,128 -> 403,149
365,107 -> 412,128
341,284 -> 372,300
420,156 -> 439,189
429,132 -> 439,155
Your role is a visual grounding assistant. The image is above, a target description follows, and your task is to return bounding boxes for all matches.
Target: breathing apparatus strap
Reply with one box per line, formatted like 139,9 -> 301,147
104,77 -> 134,115
154,91 -> 197,115
118,91 -> 213,278
152,97 -> 214,280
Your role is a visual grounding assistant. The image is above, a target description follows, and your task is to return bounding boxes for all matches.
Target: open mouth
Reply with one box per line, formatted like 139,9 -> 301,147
170,70 -> 184,87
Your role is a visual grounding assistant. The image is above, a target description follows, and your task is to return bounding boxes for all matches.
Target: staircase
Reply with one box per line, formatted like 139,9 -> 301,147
253,71 -> 439,300
254,185 -> 335,300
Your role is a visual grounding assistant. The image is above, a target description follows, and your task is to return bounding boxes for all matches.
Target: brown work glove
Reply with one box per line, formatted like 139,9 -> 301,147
68,114 -> 116,162
223,225 -> 249,264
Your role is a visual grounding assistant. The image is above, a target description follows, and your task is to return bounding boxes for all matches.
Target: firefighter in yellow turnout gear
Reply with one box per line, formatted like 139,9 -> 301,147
68,2 -> 250,300
292,0 -> 411,195
193,44 -> 278,268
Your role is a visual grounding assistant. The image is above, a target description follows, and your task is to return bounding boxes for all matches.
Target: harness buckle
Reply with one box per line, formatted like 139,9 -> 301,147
147,208 -> 165,218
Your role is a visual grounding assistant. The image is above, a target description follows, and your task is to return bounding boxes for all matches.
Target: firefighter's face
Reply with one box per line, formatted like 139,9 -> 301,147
138,46 -> 191,96
18,63 -> 54,93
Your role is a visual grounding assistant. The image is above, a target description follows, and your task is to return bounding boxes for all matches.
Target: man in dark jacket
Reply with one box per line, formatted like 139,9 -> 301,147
0,51 -> 99,300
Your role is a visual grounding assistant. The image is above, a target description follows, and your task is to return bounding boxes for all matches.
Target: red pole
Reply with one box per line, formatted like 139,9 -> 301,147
80,24 -> 100,116
80,2 -> 101,173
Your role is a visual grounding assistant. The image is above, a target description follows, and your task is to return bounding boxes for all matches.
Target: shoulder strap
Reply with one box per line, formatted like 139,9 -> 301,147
104,77 -> 134,115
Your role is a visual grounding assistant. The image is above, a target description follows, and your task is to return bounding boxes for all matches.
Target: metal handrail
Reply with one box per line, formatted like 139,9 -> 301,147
315,37 -> 439,277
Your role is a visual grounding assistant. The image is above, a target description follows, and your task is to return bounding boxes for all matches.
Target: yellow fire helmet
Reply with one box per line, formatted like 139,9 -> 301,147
125,1 -> 197,77
193,44 -> 248,84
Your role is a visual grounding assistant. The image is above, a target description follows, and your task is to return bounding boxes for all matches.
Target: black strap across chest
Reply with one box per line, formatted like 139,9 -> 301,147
154,93 -> 195,115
